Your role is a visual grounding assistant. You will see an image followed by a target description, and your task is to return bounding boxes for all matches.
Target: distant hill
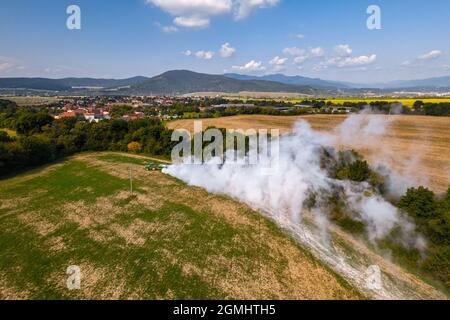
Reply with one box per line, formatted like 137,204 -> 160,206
128,70 -> 327,95
385,76 -> 450,89
349,76 -> 450,90
57,76 -> 149,89
0,76 -> 149,91
224,73 -> 349,88
0,78 -> 72,91
241,74 -> 450,91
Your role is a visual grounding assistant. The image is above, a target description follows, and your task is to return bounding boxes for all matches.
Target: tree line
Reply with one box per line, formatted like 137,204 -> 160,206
413,101 -> 450,116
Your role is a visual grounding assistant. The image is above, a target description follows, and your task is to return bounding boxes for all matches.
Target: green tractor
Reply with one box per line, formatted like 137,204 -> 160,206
145,161 -> 166,172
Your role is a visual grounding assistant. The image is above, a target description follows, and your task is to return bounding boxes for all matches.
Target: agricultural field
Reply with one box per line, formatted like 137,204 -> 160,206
0,152 -> 364,300
168,114 -> 450,194
185,92 -> 310,100
322,98 -> 450,108
200,96 -> 450,106
0,96 -> 60,106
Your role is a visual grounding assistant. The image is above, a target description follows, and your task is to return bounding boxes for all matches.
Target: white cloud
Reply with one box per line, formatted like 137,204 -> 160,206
341,54 -> 377,67
146,0 -> 279,29
147,0 -> 231,28
312,64 -> 327,72
269,56 -> 287,66
219,42 -> 236,58
269,56 -> 287,71
310,47 -> 325,57
400,50 -> 444,68
294,33 -> 305,40
195,50 -> 215,59
0,62 -> 13,72
186,43 -> 235,60
418,50 -> 443,60
174,16 -> 211,28
154,22 -> 178,33
234,0 -> 280,20
323,54 -> 377,68
231,60 -> 266,73
0,56 -> 21,73
334,44 -> 353,57
283,47 -> 306,56
282,47 -> 310,65
293,55 -> 308,65
163,25 -> 178,33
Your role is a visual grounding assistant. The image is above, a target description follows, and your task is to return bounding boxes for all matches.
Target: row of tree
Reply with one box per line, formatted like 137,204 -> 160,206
168,100 -> 450,119
413,101 -> 450,116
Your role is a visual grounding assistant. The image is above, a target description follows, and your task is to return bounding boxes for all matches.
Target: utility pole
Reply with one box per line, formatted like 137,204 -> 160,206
129,167 -> 133,196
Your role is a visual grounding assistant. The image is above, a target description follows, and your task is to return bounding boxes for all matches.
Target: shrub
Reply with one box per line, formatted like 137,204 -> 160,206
398,187 -> 438,220
336,160 -> 371,182
127,141 -> 142,153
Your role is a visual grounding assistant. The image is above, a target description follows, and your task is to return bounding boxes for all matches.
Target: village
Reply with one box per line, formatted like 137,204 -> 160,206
52,96 -> 199,122
48,95 -> 357,123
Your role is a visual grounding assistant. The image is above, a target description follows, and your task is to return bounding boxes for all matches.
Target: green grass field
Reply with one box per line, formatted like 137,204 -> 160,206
0,152 -> 361,300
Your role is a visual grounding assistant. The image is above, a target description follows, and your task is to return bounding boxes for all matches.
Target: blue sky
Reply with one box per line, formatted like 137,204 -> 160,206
0,0 -> 449,83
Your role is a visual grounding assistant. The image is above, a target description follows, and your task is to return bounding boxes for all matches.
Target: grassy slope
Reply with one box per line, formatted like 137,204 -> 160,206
0,152 -> 361,300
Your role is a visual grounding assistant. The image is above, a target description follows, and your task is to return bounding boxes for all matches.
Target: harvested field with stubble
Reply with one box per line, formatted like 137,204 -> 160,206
0,152 -> 362,300
168,115 -> 450,193
0,96 -> 60,106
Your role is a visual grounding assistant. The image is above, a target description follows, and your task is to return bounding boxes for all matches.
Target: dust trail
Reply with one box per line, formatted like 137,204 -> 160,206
163,115 -> 444,299
329,112 -> 429,197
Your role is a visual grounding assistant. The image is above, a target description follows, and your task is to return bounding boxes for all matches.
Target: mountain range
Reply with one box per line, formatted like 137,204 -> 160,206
0,71 -> 335,96
0,70 -> 449,96
370,76 -> 450,89
224,73 -> 450,90
223,73 -> 349,88
128,70 -> 332,95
